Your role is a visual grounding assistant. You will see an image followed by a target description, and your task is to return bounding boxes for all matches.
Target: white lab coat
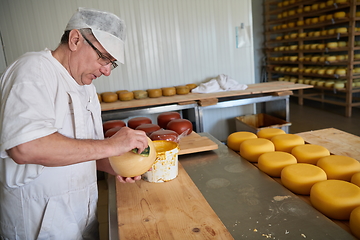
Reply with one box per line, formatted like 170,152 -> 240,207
0,49 -> 104,239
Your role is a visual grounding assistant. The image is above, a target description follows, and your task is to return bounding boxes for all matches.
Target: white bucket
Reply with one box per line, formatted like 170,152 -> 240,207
142,140 -> 179,183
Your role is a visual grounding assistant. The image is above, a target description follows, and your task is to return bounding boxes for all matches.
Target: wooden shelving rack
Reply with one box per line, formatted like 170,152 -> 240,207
264,0 -> 360,117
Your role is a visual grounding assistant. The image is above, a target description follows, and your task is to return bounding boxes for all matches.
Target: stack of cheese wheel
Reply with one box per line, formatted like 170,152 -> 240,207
257,128 -> 286,139
291,144 -> 330,165
281,163 -> 327,195
271,134 -> 305,153
350,206 -> 360,239
310,180 -> 360,220
258,151 -> 297,177
317,155 -> 360,181
240,138 -> 275,162
227,131 -> 257,152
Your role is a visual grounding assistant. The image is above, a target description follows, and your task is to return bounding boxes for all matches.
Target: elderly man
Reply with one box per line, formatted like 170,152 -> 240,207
0,8 -> 147,239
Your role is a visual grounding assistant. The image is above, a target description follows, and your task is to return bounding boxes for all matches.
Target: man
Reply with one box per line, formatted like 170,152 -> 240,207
0,8 -> 147,239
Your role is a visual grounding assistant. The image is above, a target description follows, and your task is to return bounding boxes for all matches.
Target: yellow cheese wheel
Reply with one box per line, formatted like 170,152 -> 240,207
175,86 -> 190,95
281,163 -> 327,195
162,87 -> 176,96
257,128 -> 286,140
310,180 -> 360,220
240,138 -> 275,163
291,144 -> 330,165
119,91 -> 134,101
227,131 -> 257,152
186,83 -> 197,90
317,155 -> 360,181
350,206 -> 360,239
271,134 -> 305,153
351,172 -> 360,187
133,90 -> 148,99
116,90 -> 128,95
334,11 -> 346,18
97,93 -> 102,102
327,42 -> 338,49
258,151 -> 297,177
147,89 -> 162,98
101,92 -> 118,103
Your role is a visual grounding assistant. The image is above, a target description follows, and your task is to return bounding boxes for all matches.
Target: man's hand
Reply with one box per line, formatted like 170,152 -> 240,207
116,175 -> 142,183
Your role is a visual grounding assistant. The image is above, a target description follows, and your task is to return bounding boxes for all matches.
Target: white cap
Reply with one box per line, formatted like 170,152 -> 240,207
65,7 -> 126,64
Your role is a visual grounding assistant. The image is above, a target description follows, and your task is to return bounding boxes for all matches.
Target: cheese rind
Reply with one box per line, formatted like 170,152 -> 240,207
258,151 -> 297,177
310,180 -> 360,220
240,138 -> 275,163
350,206 -> 360,239
291,144 -> 330,165
281,163 -> 327,195
257,128 -> 286,140
271,134 -> 305,153
227,132 -> 257,152
317,155 -> 360,181
351,172 -> 360,187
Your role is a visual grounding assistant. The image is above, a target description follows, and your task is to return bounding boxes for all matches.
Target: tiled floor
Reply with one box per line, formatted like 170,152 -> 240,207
96,97 -> 360,240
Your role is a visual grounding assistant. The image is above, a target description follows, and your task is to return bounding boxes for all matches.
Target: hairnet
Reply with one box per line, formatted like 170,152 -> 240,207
65,7 -> 126,64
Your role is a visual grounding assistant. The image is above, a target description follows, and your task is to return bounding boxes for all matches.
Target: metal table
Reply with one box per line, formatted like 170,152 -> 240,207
108,133 -> 355,240
102,94 -> 290,134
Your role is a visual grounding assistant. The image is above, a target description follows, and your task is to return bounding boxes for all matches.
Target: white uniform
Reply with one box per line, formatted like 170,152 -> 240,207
0,49 -> 104,240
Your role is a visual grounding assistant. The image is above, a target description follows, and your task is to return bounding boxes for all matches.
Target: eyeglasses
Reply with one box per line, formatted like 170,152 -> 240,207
81,33 -> 118,70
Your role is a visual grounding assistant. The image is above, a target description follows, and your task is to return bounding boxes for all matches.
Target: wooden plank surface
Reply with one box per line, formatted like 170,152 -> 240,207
101,82 -> 312,111
179,132 -> 218,155
116,163 -> 234,240
296,128 -> 360,161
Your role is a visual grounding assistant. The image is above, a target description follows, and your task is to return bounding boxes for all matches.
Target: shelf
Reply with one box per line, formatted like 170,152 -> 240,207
264,0 -> 360,117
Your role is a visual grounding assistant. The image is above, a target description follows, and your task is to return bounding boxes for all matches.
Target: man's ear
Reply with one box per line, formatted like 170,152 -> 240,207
68,29 -> 81,51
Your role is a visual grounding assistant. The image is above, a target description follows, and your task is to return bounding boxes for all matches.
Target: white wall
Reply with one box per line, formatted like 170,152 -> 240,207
0,0 -> 255,92
0,0 -> 256,140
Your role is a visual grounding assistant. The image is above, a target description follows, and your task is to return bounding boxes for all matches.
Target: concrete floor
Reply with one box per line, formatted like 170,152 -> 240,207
97,97 -> 360,240
288,97 -> 360,137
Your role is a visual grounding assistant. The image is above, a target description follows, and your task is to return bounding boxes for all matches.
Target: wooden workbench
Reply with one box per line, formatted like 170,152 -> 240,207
100,81 -> 312,111
109,129 -> 358,240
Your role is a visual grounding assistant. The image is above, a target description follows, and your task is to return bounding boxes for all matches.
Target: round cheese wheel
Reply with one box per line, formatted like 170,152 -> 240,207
240,138 -> 275,163
135,123 -> 161,136
334,11 -> 346,18
133,90 -> 148,99
157,112 -> 181,129
109,137 -> 157,177
166,119 -> 193,136
257,128 -> 286,140
149,129 -> 179,143
128,117 -> 152,129
103,120 -> 126,133
258,151 -> 297,177
104,127 -> 123,138
281,163 -> 327,195
350,206 -> 360,239
227,132 -> 257,152
162,87 -> 176,96
310,180 -> 360,220
147,89 -> 162,98
116,90 -> 128,95
317,155 -> 360,181
351,172 -> 360,187
271,134 -> 305,153
175,86 -> 190,95
101,92 -> 118,103
291,144 -> 330,165
119,91 -> 134,101
186,83 -> 197,90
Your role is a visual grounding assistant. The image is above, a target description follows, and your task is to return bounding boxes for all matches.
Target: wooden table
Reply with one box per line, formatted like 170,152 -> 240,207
101,82 -> 313,135
108,129 -> 358,239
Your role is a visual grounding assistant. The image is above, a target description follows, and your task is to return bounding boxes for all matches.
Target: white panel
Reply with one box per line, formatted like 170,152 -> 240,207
0,0 -> 255,140
0,0 -> 254,93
